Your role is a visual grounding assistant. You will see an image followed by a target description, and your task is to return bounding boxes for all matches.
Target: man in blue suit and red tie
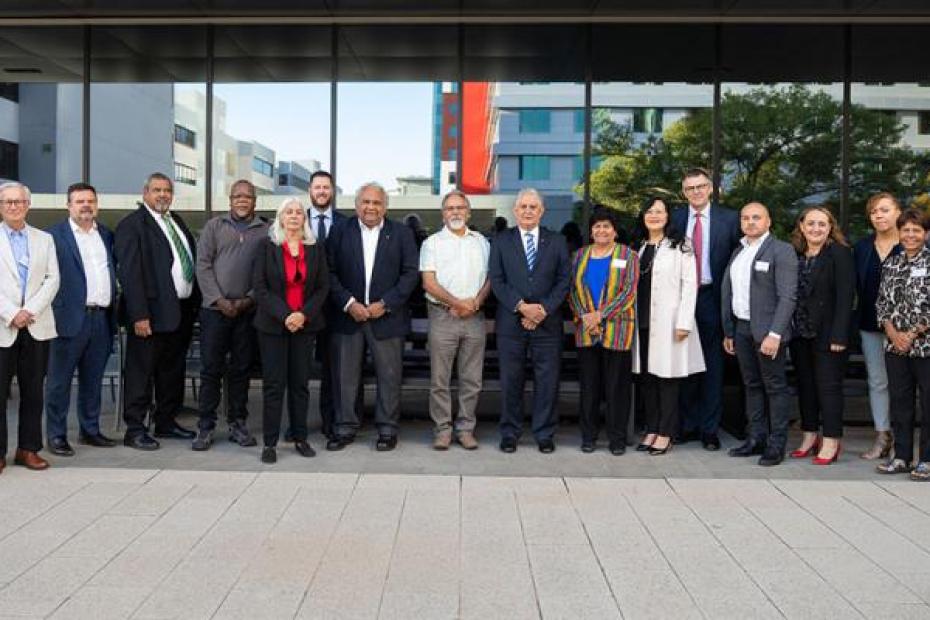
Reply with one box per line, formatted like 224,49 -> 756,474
672,168 -> 741,450
489,188 -> 572,454
45,182 -> 118,456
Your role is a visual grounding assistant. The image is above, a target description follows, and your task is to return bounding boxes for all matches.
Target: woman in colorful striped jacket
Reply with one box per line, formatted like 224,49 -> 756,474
569,208 -> 639,455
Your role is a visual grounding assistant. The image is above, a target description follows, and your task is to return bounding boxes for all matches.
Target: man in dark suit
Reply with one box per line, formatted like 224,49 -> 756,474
722,202 -> 798,466
671,167 -> 741,450
325,182 -> 418,452
45,182 -> 118,456
115,172 -> 201,450
306,170 -> 346,440
489,188 -> 571,454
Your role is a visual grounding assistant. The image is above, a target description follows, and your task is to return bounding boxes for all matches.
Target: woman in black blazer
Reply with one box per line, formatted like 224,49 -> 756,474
787,206 -> 854,465
252,197 -> 329,464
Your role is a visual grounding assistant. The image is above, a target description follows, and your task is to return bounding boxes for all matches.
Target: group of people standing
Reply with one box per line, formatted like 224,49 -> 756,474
0,165 -> 926,479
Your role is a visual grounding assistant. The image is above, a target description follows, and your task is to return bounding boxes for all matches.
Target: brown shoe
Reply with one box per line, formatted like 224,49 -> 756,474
860,430 -> 893,460
14,449 -> 49,471
457,432 -> 479,450
433,433 -> 452,451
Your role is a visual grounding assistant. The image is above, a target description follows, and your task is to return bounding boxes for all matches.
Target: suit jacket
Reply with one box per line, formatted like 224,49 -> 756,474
0,224 -> 60,346
252,238 -> 329,335
114,204 -> 201,333
672,203 -> 741,302
794,241 -> 855,350
568,243 -> 639,351
48,219 -> 118,338
489,226 -> 571,337
721,234 -> 798,343
327,216 -> 419,339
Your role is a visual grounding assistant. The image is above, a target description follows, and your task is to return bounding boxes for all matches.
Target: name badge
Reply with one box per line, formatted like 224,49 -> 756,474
911,267 -> 927,278
612,259 -> 627,269
754,261 -> 770,273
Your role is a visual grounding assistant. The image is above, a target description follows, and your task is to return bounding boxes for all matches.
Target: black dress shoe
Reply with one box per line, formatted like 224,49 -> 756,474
375,435 -> 397,452
153,423 -> 196,440
326,436 -> 352,451
636,443 -> 652,452
581,441 -> 595,453
728,440 -> 765,457
124,433 -> 160,451
702,433 -> 721,451
48,437 -> 75,457
261,447 -> 277,464
674,429 -> 700,445
538,439 -> 555,454
79,432 -> 117,448
609,442 -> 626,456
500,437 -> 517,453
758,447 -> 785,467
295,440 -> 316,458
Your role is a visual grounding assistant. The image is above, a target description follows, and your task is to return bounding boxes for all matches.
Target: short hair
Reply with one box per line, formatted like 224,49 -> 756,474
588,207 -> 619,236
741,201 -> 770,217
66,182 -> 97,204
896,207 -> 930,231
0,181 -> 31,202
268,197 -> 316,245
441,189 -> 471,210
865,191 -> 901,219
790,205 -> 848,254
682,167 -> 712,182
310,170 -> 333,186
354,181 -> 389,209
229,179 -> 256,197
143,172 -> 173,192
514,187 -> 544,209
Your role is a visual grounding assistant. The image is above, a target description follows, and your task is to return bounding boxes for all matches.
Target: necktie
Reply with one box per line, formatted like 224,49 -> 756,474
316,214 -> 327,243
525,232 -> 537,270
162,214 -> 194,283
692,211 -> 703,285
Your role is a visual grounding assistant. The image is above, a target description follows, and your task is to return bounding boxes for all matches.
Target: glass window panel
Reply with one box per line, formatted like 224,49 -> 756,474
849,83 -> 930,236
90,26 -> 207,222
0,28 -> 84,227
587,82 -> 713,222
461,81 -> 585,229
720,83 -> 842,235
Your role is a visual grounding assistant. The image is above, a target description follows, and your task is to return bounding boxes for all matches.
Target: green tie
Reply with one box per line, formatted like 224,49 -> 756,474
162,214 -> 194,283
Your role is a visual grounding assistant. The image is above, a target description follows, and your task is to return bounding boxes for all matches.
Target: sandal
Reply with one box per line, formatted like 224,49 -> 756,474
910,462 -> 930,481
876,458 -> 912,475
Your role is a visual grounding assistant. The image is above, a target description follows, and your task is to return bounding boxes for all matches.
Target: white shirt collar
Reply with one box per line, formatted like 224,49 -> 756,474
689,203 -> 710,217
69,218 -> 98,234
311,205 -> 332,219
741,231 -> 769,248
441,225 -> 476,238
518,226 -> 540,238
358,218 -> 384,233
143,202 -> 170,220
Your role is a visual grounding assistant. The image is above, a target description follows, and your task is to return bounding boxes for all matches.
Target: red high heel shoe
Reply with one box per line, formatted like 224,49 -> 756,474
813,442 -> 842,466
790,436 -> 821,458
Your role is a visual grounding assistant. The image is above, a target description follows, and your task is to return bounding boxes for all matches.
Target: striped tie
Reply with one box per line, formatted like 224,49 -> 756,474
525,231 -> 537,270
162,214 -> 194,283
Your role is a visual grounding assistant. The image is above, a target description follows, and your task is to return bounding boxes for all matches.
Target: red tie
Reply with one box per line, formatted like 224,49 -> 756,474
692,211 -> 703,285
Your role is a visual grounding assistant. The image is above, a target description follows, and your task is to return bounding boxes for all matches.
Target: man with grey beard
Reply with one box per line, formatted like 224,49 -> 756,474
419,190 -> 490,450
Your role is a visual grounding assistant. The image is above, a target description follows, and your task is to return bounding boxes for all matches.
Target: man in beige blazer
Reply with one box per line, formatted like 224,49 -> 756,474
0,182 -> 60,473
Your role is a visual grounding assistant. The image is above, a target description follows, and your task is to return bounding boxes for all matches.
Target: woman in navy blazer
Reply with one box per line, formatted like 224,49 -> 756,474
252,197 -> 329,464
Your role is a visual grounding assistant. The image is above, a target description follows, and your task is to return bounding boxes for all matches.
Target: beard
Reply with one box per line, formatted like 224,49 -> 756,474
447,218 -> 466,231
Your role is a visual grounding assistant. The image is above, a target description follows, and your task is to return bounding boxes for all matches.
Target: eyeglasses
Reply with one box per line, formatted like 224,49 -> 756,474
231,193 -> 256,200
683,183 -> 710,194
0,199 -> 28,208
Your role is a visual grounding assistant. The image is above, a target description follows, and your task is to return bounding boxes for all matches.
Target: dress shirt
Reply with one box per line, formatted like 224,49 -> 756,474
3,223 -> 28,303
419,226 -> 490,303
686,204 -> 713,285
310,206 -> 333,238
729,232 -> 769,321
519,226 -> 540,257
69,219 -> 112,307
144,203 -> 193,300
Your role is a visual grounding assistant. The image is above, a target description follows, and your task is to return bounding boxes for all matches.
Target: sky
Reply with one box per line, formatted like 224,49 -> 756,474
212,82 -> 434,193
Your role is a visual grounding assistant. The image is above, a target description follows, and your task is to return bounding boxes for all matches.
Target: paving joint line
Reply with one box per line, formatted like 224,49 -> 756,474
374,488 -> 409,619
513,487 -> 546,620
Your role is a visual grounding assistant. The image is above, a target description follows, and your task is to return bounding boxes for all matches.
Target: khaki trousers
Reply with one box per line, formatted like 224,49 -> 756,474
427,304 -> 486,435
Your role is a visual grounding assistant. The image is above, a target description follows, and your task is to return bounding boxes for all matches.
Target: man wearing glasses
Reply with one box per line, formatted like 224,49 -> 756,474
192,180 -> 269,451
0,182 -> 60,472
672,167 -> 741,451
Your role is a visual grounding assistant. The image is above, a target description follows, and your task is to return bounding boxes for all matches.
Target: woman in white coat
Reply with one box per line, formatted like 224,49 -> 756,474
632,196 -> 705,455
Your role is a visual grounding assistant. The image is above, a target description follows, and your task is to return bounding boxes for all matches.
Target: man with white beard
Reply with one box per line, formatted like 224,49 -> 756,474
419,190 -> 490,450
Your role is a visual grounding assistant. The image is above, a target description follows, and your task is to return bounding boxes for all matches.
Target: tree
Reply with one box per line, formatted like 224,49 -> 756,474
583,85 -> 930,236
